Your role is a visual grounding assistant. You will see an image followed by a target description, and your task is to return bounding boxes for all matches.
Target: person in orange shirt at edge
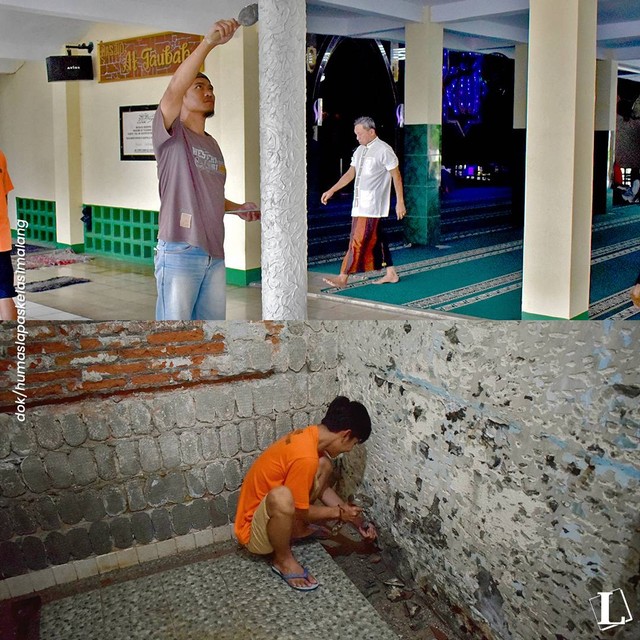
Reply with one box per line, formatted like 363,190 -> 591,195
0,148 -> 16,321
234,396 -> 377,591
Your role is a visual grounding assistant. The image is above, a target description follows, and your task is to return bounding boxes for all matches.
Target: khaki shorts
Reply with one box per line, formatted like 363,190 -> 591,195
247,496 -> 273,555
246,478 -> 321,555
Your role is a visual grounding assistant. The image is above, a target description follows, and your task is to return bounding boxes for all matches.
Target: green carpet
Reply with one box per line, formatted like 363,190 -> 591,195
315,208 -> 640,320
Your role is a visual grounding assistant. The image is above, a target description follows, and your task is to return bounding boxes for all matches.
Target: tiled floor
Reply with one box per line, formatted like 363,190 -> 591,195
22,255 -> 446,321
23,258 -> 156,321
38,542 -> 398,640
26,301 -> 88,321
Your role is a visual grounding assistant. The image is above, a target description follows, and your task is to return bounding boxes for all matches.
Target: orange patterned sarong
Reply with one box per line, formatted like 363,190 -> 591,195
340,217 -> 393,274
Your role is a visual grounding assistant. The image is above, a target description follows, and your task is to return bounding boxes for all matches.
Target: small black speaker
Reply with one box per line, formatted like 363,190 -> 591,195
46,56 -> 94,82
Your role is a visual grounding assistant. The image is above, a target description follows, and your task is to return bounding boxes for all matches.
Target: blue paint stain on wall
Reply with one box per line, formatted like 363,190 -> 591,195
592,455 -> 640,486
541,434 -> 568,450
570,502 -> 585,518
576,552 -> 601,577
595,348 -> 612,370
559,522 -> 582,541
603,319 -> 614,335
541,434 -> 640,486
613,434 -> 637,450
580,387 -> 594,406
393,370 -> 524,434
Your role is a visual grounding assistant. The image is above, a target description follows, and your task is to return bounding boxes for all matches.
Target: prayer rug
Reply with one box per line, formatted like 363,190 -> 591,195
16,249 -> 93,270
25,277 -> 91,293
10,243 -> 50,254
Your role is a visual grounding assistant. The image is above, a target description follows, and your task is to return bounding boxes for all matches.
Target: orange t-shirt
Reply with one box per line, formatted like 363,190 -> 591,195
234,425 -> 320,545
0,150 -> 15,252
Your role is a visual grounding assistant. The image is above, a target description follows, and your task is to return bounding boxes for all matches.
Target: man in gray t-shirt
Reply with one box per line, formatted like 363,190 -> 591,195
153,17 -> 260,320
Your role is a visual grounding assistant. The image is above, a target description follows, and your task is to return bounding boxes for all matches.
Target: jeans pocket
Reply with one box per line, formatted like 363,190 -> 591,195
158,241 -> 193,254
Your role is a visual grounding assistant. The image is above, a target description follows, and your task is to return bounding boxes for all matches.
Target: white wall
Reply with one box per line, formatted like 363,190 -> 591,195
0,21 -> 260,270
79,24 -> 165,211
0,61 -> 55,225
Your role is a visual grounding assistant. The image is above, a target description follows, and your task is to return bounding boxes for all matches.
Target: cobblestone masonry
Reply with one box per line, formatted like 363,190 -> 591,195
1,320 -> 639,639
0,321 -> 339,580
336,320 -> 640,640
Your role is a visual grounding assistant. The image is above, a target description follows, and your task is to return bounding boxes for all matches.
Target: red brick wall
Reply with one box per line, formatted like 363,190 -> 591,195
0,321 -> 284,412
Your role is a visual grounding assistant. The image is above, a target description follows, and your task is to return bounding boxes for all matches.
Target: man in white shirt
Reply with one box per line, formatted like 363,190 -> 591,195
321,117 -> 406,286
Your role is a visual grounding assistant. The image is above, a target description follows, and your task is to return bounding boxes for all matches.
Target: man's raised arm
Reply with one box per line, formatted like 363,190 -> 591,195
159,19 -> 239,129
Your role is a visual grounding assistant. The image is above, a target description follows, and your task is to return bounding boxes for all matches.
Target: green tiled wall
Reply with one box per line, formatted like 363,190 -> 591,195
84,205 -> 158,263
403,124 -> 442,246
16,198 -> 56,244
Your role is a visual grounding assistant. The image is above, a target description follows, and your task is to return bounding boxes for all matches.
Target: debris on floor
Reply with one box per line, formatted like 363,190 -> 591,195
319,524 -> 461,640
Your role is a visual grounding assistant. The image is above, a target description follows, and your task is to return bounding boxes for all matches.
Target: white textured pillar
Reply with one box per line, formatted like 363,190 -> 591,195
522,0 -> 597,319
259,0 -> 307,319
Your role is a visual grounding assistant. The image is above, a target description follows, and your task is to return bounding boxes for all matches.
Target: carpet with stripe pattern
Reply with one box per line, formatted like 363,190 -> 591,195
313,205 -> 640,320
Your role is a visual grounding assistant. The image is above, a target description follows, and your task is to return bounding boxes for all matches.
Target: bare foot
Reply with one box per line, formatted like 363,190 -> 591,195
373,273 -> 399,285
322,275 -> 348,288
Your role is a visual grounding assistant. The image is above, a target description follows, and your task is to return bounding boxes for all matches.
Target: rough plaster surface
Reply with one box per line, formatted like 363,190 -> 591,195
336,320 -> 639,640
259,0 -> 308,319
2,319 -> 639,639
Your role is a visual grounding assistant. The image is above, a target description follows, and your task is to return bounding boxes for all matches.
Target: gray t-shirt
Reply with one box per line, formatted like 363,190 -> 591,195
153,109 -> 227,258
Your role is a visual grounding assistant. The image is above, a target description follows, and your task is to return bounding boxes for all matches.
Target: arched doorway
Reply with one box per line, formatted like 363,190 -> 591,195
306,36 -> 401,261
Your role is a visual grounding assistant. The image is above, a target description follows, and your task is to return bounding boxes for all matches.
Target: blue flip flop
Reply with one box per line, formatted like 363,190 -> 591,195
271,565 -> 319,592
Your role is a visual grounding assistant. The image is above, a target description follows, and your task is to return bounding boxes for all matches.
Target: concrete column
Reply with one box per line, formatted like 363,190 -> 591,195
404,10 -> 443,245
522,0 -> 597,320
593,59 -> 618,215
52,81 -> 84,250
259,0 -> 307,319
511,44 -> 528,226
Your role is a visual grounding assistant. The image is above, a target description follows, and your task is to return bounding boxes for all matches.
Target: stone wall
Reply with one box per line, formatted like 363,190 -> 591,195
0,321 -> 339,595
2,318 -> 639,639
0,320 -> 305,412
336,320 -> 639,640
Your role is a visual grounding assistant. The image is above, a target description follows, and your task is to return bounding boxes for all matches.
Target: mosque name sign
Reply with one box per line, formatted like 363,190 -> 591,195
98,32 -> 202,83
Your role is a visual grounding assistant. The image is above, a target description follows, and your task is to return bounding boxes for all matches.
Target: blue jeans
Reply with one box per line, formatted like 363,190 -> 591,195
154,241 -> 226,320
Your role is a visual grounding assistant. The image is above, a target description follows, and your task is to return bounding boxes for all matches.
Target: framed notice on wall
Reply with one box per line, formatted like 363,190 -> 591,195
120,105 -> 157,161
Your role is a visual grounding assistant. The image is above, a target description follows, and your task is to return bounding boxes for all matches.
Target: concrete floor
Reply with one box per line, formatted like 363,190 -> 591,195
21,254 -> 446,322
38,541 -> 398,640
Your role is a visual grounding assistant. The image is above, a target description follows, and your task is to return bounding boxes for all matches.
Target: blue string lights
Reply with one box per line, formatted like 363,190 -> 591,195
443,49 -> 487,136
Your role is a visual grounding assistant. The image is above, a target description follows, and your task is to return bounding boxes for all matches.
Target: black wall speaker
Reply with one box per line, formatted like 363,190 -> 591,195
46,56 -> 94,82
